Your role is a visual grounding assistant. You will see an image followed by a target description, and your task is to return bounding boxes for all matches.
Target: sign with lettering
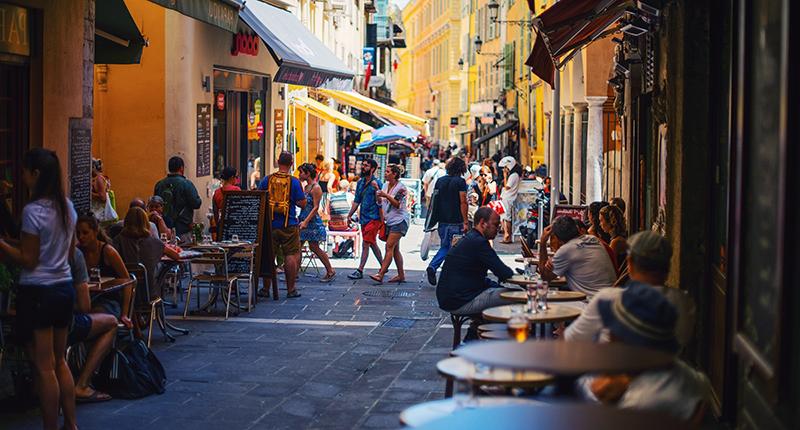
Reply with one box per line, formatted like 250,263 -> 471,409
216,92 -> 225,110
219,191 -> 267,277
553,205 -> 587,223
274,65 -> 353,91
196,104 -> 211,177
69,120 -> 92,215
0,4 -> 29,56
231,33 -> 259,56
273,109 -> 284,166
147,0 -> 238,33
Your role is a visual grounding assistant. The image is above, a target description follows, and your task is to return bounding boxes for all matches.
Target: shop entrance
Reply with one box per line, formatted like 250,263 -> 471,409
213,69 -> 270,190
0,62 -> 29,220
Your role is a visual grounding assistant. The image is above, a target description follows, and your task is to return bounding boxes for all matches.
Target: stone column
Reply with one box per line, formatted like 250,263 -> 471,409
585,96 -> 606,203
572,103 -> 587,204
543,112 -> 551,169
562,107 -> 573,201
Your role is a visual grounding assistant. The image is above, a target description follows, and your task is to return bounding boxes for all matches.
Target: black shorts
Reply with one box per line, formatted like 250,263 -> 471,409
68,313 -> 93,346
15,282 -> 75,343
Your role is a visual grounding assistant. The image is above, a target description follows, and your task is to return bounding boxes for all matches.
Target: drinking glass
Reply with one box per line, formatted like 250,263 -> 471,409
159,232 -> 168,243
89,267 -> 101,283
537,280 -> 549,310
231,234 -> 239,243
506,310 -> 529,343
523,263 -> 535,281
454,379 -> 477,409
526,285 -> 538,314
203,234 -> 212,244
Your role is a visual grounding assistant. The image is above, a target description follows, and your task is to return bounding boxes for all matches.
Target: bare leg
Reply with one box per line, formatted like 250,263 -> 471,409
75,314 -> 117,397
29,328 -> 60,430
284,253 -> 300,294
369,242 -> 383,265
309,241 -> 335,277
372,233 -> 400,280
357,240 -> 371,272
53,327 -> 77,430
503,220 -> 512,242
393,243 -> 404,280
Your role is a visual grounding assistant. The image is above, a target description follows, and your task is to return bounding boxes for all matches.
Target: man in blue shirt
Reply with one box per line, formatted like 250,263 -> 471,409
258,152 -> 306,298
346,159 -> 384,279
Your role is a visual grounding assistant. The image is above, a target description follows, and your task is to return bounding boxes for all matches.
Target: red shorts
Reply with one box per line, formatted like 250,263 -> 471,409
361,219 -> 383,244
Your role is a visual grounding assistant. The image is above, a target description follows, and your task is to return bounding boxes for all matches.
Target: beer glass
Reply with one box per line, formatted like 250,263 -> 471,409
507,309 -> 529,343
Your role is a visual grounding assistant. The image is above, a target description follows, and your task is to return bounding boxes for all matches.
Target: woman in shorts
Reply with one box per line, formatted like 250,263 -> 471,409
370,164 -> 410,284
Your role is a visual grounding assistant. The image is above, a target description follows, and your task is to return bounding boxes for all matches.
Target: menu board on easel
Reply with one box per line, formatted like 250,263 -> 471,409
219,191 -> 267,276
68,119 -> 92,215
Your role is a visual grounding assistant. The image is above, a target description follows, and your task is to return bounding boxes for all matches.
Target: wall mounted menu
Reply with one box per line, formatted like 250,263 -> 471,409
553,205 -> 588,223
69,120 -> 92,215
196,104 -> 211,177
219,191 -> 267,276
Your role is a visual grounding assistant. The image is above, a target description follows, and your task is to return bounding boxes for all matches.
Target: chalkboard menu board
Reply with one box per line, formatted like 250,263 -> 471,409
553,205 -> 588,223
69,121 -> 92,215
219,191 -> 267,276
196,104 -> 211,177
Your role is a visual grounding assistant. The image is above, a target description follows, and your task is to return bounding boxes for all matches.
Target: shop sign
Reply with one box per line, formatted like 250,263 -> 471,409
254,99 -> 262,116
148,0 -> 238,33
362,47 -> 375,67
273,109 -> 285,165
256,121 -> 264,138
249,111 -> 256,125
0,4 -> 29,56
216,92 -> 225,110
231,32 -> 259,56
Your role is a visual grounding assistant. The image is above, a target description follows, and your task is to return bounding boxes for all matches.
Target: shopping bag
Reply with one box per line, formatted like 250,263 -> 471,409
420,230 -> 432,260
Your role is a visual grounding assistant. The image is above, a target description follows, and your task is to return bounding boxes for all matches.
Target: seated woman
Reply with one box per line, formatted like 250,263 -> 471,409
76,213 -> 132,328
114,207 -> 180,300
599,204 -> 628,273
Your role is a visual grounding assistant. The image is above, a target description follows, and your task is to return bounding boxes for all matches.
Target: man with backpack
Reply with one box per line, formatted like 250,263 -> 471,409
346,158 -> 384,280
153,156 -> 202,242
258,152 -> 307,298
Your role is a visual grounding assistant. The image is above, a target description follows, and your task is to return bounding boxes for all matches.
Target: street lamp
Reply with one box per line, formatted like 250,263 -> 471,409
487,0 -> 533,27
474,35 -> 503,57
488,0 -> 499,21
458,58 -> 464,69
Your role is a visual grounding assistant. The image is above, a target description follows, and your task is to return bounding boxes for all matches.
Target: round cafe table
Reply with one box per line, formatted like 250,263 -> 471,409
500,289 -> 586,303
399,398 -> 542,428
482,304 -> 582,324
504,274 -> 567,288
455,340 -> 675,375
436,357 -> 553,389
412,404 -> 683,430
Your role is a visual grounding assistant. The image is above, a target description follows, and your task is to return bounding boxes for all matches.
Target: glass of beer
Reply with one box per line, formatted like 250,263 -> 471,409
507,310 -> 529,343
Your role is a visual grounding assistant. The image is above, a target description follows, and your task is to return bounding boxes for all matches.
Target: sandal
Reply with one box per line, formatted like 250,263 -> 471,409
320,272 -> 336,282
369,274 -> 383,284
76,390 -> 112,403
387,275 -> 406,283
286,290 -> 301,298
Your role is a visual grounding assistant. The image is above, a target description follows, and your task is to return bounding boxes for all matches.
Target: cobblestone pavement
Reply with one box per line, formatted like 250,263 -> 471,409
1,224 -> 521,429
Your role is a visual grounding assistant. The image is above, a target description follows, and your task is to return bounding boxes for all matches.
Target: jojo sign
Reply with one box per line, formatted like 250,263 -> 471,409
231,33 -> 259,56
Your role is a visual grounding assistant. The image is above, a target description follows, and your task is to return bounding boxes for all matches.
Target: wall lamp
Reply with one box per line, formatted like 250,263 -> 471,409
488,0 -> 533,27
474,36 -> 503,57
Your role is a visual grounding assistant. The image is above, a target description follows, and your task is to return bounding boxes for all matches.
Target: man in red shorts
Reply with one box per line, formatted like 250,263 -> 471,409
346,159 -> 384,279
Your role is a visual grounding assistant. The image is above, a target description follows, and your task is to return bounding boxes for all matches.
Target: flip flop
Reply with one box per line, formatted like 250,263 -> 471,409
369,274 -> 383,284
286,290 -> 302,298
387,276 -> 406,283
76,390 -> 112,403
320,273 -> 337,282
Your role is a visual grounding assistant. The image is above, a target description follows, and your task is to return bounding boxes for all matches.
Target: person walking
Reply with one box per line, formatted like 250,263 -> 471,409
258,152 -> 307,298
0,148 -> 79,430
498,156 -> 522,243
426,157 -> 468,286
370,164 -> 410,283
153,156 -> 202,243
421,159 -> 444,218
297,163 -> 336,282
346,159 -> 384,280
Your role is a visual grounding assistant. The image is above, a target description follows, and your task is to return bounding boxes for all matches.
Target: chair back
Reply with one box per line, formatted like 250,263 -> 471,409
189,246 -> 230,278
125,263 -> 152,307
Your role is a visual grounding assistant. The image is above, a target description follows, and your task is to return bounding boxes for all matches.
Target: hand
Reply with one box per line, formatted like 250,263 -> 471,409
120,316 -> 133,329
462,222 -> 469,233
544,258 -> 554,272
590,374 -> 631,404
299,221 -> 308,230
375,190 -> 386,199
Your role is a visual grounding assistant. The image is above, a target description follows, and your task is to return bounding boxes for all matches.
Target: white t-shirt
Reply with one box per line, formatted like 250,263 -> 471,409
564,287 -> 623,342
19,198 -> 77,285
500,171 -> 520,203
551,235 -> 617,298
381,181 -> 409,226
422,166 -> 445,198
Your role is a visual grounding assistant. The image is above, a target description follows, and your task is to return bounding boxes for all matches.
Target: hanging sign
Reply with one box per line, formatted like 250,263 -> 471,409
216,92 -> 225,110
254,99 -> 262,116
256,121 -> 264,138
0,4 -> 29,56
273,109 -> 285,166
249,111 -> 256,125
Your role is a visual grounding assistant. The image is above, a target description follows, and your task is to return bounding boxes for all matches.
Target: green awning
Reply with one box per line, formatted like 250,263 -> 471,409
95,0 -> 146,64
148,0 -> 240,33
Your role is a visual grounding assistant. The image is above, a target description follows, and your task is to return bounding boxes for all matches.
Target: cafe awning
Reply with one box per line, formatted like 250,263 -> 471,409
240,1 -> 354,90
317,89 -> 428,131
95,0 -> 146,64
289,96 -> 373,133
525,0 -> 627,87
147,0 -> 240,32
472,121 -> 518,147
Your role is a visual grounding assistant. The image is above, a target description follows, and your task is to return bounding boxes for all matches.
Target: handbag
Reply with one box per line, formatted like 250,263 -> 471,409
420,230 -> 432,260
423,189 -> 439,232
91,192 -> 118,223
94,332 -> 166,399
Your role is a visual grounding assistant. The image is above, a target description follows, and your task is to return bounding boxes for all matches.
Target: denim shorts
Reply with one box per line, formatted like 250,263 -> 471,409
15,281 -> 75,342
388,220 -> 409,237
68,313 -> 93,346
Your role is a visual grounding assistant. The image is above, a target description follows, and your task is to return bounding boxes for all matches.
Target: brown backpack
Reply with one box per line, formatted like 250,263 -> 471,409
267,172 -> 292,227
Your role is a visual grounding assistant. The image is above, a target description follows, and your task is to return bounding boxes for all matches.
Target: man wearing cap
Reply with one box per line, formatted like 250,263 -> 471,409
564,230 -> 672,341
580,284 -> 710,423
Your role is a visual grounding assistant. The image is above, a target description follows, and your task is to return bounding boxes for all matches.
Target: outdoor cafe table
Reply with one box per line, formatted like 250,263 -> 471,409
436,356 -> 553,389
89,277 -> 134,297
182,242 -> 256,312
482,304 -> 582,324
412,404 -> 683,430
399,397 -> 541,428
504,274 -> 567,288
500,289 -> 586,303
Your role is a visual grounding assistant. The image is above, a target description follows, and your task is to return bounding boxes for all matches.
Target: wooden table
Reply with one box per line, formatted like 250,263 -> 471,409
412,404 -> 683,430
399,398 -> 542,428
479,330 -> 511,340
436,357 -> 553,388
482,304 -> 581,324
88,277 -> 134,296
500,290 -> 586,303
504,274 -> 567,288
455,340 -> 675,375
513,257 -> 539,264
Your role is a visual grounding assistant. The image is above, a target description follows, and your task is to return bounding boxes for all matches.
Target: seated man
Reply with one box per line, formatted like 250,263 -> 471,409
146,195 -> 174,240
581,284 -> 710,424
69,248 -> 118,403
538,216 -> 617,298
565,230 -> 672,342
436,207 -> 514,317
107,197 -> 159,239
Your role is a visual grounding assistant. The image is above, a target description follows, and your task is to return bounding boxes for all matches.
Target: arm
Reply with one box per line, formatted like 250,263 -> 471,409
163,245 -> 181,261
75,281 -> 92,314
104,245 -> 132,327
92,176 -> 108,202
459,191 -> 468,232
0,232 -> 40,270
538,226 -> 558,281
187,182 -> 202,210
377,186 -> 403,209
478,239 -> 514,282
300,185 -> 322,229
293,180 -> 307,209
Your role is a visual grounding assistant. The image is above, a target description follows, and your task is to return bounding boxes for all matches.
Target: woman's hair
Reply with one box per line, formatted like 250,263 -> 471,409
610,197 -> 626,214
600,204 -> 627,238
77,212 -> 112,244
387,163 -> 404,179
510,163 -> 523,177
298,163 -> 317,179
23,148 -> 69,230
588,201 -> 611,242
220,166 -> 238,181
339,179 -> 350,192
121,207 -> 152,239
321,160 -> 333,173
445,157 -> 467,176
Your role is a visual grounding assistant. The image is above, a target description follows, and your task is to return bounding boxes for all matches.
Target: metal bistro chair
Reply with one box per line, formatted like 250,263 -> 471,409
300,243 -> 321,277
183,246 -> 240,320
125,263 -> 168,347
226,243 -> 258,312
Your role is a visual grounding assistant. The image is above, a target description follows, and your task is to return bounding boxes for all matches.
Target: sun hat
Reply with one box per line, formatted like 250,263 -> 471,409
598,283 -> 679,353
498,156 -> 516,169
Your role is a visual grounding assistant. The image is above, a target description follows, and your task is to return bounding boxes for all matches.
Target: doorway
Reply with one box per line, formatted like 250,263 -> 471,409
0,62 -> 29,219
